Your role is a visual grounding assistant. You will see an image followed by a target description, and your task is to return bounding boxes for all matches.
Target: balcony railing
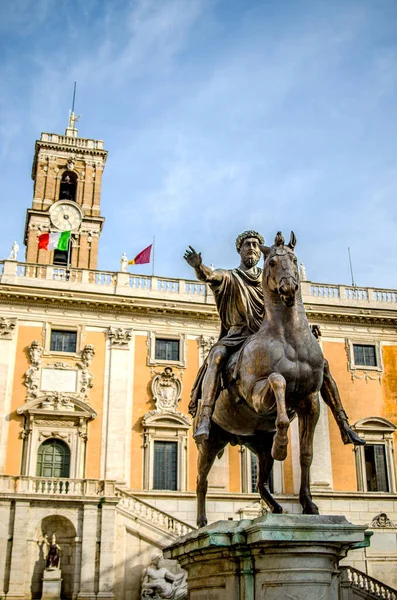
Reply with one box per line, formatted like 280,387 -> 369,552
0,475 -> 116,497
40,132 -> 105,150
1,260 -> 397,309
340,566 -> 397,599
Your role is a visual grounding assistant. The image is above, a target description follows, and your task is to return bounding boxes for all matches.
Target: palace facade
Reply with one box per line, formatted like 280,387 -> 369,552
0,117 -> 396,600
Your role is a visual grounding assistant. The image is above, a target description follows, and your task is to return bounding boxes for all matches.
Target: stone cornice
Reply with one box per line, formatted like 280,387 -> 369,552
0,283 -> 396,328
0,285 -> 220,322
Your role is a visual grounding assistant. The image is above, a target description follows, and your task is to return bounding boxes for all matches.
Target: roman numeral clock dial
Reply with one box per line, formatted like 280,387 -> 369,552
49,201 -> 82,232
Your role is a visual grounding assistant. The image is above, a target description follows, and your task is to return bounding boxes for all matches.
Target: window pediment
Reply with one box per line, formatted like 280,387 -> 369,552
17,395 -> 97,419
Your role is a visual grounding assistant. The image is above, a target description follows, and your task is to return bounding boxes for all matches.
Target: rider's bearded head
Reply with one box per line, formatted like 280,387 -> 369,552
236,230 -> 264,268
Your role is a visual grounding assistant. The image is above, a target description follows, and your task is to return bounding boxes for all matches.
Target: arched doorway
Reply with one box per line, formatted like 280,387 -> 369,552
31,515 -> 77,599
36,439 -> 70,478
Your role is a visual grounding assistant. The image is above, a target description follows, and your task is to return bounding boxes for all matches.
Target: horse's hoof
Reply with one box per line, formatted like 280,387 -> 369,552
302,502 -> 319,515
271,504 -> 283,514
197,518 -> 208,528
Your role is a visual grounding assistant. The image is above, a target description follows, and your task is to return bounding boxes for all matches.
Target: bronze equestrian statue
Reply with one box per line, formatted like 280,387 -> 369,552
184,231 -> 364,527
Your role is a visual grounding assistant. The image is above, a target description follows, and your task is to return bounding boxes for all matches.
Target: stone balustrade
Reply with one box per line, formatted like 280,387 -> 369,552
116,488 -> 194,538
40,132 -> 105,150
340,566 -> 397,599
1,260 -> 397,310
0,475 -> 116,497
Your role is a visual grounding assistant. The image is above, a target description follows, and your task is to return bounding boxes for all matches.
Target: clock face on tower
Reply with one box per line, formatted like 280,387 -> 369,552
50,202 -> 82,232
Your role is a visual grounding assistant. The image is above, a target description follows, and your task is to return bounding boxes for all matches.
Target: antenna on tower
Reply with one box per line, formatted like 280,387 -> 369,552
66,81 -> 81,137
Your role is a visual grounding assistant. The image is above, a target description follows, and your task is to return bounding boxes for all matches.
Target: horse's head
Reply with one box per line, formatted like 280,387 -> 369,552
260,231 -> 299,307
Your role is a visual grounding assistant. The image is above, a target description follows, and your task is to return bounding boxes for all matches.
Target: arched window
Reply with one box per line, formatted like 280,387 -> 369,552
352,417 -> 396,493
59,171 -> 77,201
36,439 -> 70,478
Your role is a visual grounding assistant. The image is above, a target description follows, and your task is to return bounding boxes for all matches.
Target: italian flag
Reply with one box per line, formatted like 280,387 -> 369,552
38,231 -> 71,251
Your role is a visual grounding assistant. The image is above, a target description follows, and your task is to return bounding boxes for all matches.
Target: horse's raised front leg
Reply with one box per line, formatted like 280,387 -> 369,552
196,428 -> 228,528
246,435 -> 283,514
251,373 -> 289,461
298,392 -> 320,514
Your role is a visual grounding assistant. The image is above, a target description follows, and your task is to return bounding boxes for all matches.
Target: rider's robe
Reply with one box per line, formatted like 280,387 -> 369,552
189,267 -> 264,416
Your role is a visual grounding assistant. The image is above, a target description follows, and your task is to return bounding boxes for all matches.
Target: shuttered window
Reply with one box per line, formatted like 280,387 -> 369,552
250,452 -> 273,493
364,445 -> 389,492
153,441 -> 177,490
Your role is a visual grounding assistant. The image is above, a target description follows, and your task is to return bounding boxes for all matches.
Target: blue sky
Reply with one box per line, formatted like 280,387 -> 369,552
1,0 -> 396,288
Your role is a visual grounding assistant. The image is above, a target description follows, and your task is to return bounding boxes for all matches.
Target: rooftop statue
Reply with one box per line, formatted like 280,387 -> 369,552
184,231 -> 364,527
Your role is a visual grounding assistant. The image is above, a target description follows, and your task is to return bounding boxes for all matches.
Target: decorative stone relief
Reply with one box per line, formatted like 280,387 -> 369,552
199,335 -> 217,360
108,327 -> 133,348
151,367 -> 182,413
24,341 -> 95,403
25,340 -> 44,398
0,317 -> 17,340
370,512 -> 396,528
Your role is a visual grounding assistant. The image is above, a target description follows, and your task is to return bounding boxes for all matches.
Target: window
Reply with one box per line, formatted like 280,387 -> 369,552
364,445 -> 389,492
147,332 -> 186,367
36,439 -> 70,478
59,171 -> 77,201
53,248 -> 69,266
155,339 -> 180,362
250,452 -> 274,494
153,441 -> 177,490
353,417 -> 396,493
353,344 -> 377,367
50,330 -> 77,353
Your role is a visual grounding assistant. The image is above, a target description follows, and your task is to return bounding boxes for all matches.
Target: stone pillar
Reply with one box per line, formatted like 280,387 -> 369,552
0,324 -> 17,472
97,504 -> 117,600
103,329 -> 134,484
77,504 -> 98,600
310,396 -> 334,490
7,500 -> 30,600
0,500 -> 11,596
165,515 -> 371,600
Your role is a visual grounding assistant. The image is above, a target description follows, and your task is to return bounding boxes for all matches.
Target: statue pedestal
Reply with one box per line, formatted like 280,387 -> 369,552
41,568 -> 62,600
164,515 -> 371,600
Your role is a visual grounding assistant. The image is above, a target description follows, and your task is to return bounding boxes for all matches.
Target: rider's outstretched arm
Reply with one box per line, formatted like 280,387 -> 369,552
184,246 -> 223,283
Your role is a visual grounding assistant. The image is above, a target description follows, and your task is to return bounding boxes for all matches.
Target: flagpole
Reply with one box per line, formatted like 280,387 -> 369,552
152,235 -> 155,276
66,233 -> 72,280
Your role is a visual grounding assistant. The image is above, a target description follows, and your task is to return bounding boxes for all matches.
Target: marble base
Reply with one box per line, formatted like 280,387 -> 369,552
41,568 -> 62,600
165,514 -> 371,600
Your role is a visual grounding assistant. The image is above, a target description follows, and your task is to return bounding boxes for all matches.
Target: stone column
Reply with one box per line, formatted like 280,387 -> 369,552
0,500 -> 11,597
97,503 -> 117,600
77,504 -> 98,600
103,328 -> 134,484
310,395 -> 334,490
7,500 -> 30,600
0,320 -> 18,472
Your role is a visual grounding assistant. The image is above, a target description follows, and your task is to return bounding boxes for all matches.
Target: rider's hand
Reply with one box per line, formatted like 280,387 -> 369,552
184,246 -> 202,268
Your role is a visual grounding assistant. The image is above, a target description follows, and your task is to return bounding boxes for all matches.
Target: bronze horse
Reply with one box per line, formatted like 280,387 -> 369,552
196,231 -> 324,527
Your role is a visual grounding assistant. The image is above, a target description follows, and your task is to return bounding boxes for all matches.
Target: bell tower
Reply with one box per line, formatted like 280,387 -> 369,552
24,110 -> 107,269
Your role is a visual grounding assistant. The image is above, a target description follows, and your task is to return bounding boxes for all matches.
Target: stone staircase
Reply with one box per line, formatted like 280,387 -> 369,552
340,567 -> 397,599
115,487 -> 195,542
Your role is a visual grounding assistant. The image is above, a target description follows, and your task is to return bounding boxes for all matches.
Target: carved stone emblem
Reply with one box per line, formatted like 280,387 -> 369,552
0,317 -> 17,340
370,512 -> 395,528
108,327 -> 133,348
151,367 -> 182,413
77,345 -> 95,396
25,341 -> 44,398
199,335 -> 217,360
